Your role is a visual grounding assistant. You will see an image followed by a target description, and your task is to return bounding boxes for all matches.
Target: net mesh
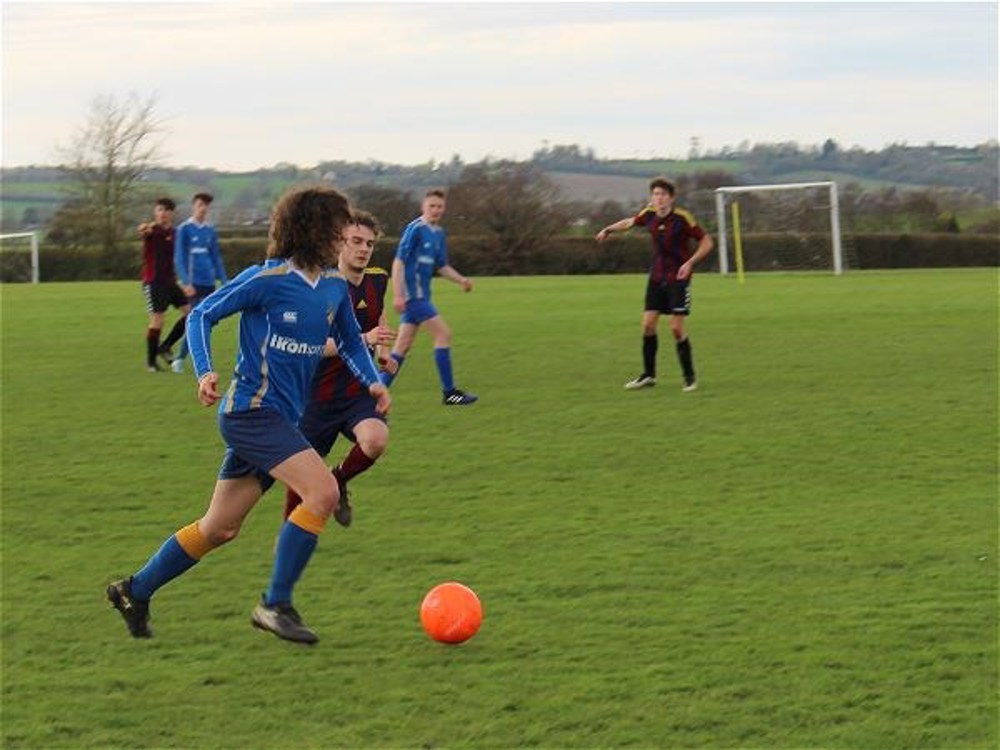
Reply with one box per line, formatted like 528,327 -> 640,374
718,185 -> 854,273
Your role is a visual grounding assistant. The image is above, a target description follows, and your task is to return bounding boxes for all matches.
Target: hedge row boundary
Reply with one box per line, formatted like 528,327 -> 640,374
1,233 -> 996,282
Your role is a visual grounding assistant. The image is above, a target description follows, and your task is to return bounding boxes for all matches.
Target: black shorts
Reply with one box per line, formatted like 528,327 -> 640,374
298,394 -> 386,458
143,282 -> 188,314
644,279 -> 691,316
190,285 -> 216,305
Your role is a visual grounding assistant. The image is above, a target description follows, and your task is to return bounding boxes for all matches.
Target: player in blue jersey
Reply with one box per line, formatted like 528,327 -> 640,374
597,177 -> 714,392
171,193 -> 227,373
284,210 -> 396,527
107,186 -> 390,645
380,189 -> 478,405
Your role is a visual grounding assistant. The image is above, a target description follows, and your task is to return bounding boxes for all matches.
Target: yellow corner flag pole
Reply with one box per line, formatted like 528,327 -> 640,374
731,200 -> 745,285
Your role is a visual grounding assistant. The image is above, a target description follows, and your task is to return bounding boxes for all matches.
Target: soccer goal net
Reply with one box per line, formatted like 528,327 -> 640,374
0,232 -> 40,283
714,182 -> 845,275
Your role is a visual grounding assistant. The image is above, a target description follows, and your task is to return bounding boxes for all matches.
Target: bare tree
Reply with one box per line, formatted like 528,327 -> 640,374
58,93 -> 167,251
446,162 -> 568,273
346,184 -> 420,237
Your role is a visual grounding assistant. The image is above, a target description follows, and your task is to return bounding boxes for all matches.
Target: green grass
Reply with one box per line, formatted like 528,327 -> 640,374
1,270 -> 997,749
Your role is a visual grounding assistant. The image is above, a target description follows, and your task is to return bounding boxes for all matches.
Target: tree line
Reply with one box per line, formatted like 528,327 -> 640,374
7,93 -> 998,256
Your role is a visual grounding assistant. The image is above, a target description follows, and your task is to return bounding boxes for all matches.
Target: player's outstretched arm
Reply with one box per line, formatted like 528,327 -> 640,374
595,217 -> 635,242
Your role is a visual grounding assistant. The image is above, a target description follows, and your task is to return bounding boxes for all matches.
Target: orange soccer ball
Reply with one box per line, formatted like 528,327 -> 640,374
419,582 -> 483,644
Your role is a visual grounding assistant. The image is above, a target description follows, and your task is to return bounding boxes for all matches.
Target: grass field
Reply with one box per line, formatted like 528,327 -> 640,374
1,270 -> 997,749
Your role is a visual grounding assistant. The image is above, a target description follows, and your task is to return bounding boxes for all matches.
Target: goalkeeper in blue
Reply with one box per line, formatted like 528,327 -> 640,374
380,188 -> 478,405
107,186 -> 390,645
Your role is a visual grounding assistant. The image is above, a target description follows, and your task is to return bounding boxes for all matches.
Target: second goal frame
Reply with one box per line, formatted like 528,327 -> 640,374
714,181 -> 843,275
0,232 -> 40,284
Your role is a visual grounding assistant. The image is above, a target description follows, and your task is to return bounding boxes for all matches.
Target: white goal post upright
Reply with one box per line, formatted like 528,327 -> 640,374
714,181 -> 843,275
0,232 -> 40,283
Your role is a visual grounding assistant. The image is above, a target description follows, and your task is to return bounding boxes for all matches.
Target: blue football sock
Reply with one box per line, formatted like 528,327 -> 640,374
434,347 -> 455,392
265,520 -> 318,606
380,353 -> 405,387
130,536 -> 199,601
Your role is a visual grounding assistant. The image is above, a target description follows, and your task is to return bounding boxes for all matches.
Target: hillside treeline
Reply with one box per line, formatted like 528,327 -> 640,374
3,144 -> 998,261
530,141 -> 999,200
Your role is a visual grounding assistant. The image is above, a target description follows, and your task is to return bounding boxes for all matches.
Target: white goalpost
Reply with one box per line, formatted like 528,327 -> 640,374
714,181 -> 843,276
0,232 -> 40,283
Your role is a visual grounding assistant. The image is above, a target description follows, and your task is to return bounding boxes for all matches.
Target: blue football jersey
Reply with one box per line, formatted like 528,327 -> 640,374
186,260 -> 380,422
395,217 -> 448,302
174,218 -> 227,288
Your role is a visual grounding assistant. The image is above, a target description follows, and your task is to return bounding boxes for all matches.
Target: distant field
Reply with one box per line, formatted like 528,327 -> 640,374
602,159 -> 748,176
547,171 -> 652,203
1,270 -> 996,748
768,170 -> 932,191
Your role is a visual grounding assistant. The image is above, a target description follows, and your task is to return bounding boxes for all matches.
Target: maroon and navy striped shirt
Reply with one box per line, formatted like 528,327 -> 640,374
309,267 -> 389,402
632,206 -> 706,284
141,224 -> 176,284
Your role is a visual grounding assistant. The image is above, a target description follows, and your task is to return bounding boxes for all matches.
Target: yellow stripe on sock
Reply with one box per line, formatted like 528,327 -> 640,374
176,521 -> 215,560
289,505 -> 327,536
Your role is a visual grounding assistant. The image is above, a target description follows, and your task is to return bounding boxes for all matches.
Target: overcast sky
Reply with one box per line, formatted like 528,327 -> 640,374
2,1 -> 997,171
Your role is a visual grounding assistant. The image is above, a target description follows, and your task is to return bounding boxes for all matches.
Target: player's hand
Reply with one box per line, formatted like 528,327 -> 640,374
677,261 -> 693,281
183,284 -> 196,297
595,228 -> 610,243
365,326 -> 397,347
378,355 -> 399,375
392,295 -> 406,314
460,277 -> 473,293
198,372 -> 221,406
369,382 -> 392,415
138,222 -> 153,237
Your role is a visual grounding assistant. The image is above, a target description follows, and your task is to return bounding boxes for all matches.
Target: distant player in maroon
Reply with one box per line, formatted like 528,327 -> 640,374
596,177 -> 714,391
284,211 -> 397,526
139,197 -> 190,371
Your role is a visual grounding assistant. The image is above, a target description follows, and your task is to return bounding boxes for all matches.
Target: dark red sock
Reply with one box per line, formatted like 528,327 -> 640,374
338,444 -> 376,482
146,327 -> 161,366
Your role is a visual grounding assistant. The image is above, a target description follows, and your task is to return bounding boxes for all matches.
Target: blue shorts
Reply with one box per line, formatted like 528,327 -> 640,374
298,395 -> 386,457
401,298 -> 439,326
217,408 -> 312,492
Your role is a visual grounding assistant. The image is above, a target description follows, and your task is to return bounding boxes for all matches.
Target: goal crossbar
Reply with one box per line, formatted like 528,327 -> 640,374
714,181 -> 843,275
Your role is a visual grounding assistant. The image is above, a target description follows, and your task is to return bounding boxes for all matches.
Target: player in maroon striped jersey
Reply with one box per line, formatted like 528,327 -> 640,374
597,177 -> 714,392
138,197 -> 190,372
284,210 -> 396,527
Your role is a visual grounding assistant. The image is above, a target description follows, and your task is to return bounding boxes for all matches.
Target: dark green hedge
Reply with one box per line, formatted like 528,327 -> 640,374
2,233 -> 996,283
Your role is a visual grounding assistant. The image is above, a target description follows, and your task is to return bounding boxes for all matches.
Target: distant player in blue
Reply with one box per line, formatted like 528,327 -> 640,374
107,186 -> 390,645
171,192 -> 227,373
380,188 -> 478,405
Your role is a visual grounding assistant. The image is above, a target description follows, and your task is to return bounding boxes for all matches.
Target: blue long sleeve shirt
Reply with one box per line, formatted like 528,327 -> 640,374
175,218 -> 227,288
186,259 -> 380,422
